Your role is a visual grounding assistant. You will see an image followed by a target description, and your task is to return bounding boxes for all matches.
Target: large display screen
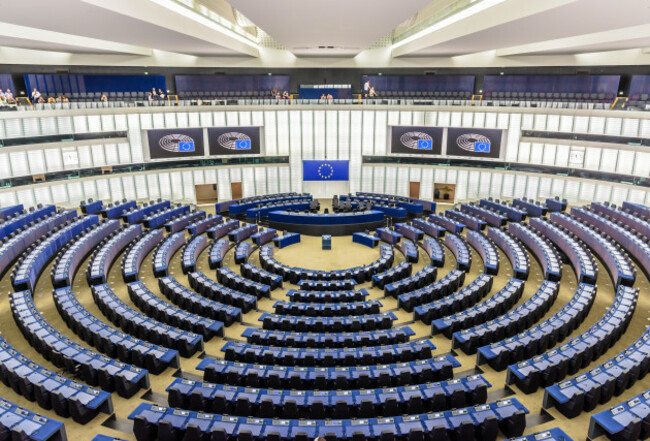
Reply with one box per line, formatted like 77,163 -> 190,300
208,126 -> 262,156
303,160 -> 350,181
390,126 -> 444,155
147,128 -> 205,160
446,127 -> 503,158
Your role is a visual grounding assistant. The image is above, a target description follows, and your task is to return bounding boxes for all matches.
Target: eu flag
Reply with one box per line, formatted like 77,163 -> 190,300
474,141 -> 490,152
303,160 -> 350,181
178,141 -> 195,152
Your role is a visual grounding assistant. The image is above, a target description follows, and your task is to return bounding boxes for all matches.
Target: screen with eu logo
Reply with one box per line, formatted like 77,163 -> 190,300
303,160 -> 350,181
208,126 -> 262,156
390,126 -> 443,155
446,127 -> 503,158
147,128 -> 205,160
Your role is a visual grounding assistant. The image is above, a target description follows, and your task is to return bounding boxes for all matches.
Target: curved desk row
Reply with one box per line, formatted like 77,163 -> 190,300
268,210 -> 385,236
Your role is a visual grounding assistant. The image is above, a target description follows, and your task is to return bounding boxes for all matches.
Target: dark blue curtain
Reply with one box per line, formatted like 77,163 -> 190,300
483,75 -> 620,98
361,75 -> 474,93
24,74 -> 165,95
629,75 -> 650,99
0,74 -> 15,92
175,75 -> 290,93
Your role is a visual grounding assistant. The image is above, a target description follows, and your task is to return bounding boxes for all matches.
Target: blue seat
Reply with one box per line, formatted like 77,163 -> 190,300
152,232 -> 185,277
142,204 -> 189,229
209,238 -> 233,269
466,231 -> 500,275
243,327 -> 414,348
199,356 -> 460,389
505,427 -> 572,441
13,214 -> 99,291
395,223 -> 424,242
399,239 -> 420,263
432,278 -> 525,338
444,233 -> 472,272
167,374 -> 491,417
87,224 -> 142,285
128,398 -> 528,441
127,281 -> 224,340
121,229 -> 164,282
0,210 -> 74,278
99,201 -> 137,219
414,274 -> 493,325
506,285 -> 639,394
218,267 -> 272,297
412,218 -> 446,237
234,241 -> 253,264
529,217 -> 597,284
158,276 -> 242,325
0,335 -> 113,424
273,299 -> 382,317
10,290 -> 149,398
181,235 -> 209,274
188,271 -> 258,313
241,263 -> 283,289
0,397 -> 67,441
551,212 -> 635,288
460,203 -> 508,227
92,284 -> 204,357
487,227 -> 530,280
508,223 -> 562,282
228,224 -> 259,242
286,289 -> 368,303
422,237 -> 445,267
165,209 -> 205,233
51,219 -> 120,288
445,209 -> 486,232
260,312 -> 397,333
453,281 -> 559,355
512,198 -> 548,217
186,214 -> 223,236
397,270 -> 465,312
299,279 -> 357,291
588,389 -> 650,441
543,327 -> 650,418
0,204 -> 55,240
372,262 -> 412,289
478,283 -> 596,371
428,213 -> 464,234
53,286 -> 179,375
207,219 -> 240,239
384,266 -> 436,297
221,339 -> 433,366
122,200 -> 171,224
479,199 -> 527,222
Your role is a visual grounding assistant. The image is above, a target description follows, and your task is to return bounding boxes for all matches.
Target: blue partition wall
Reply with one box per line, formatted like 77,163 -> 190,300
629,75 -> 650,101
175,75 -> 290,93
23,74 -> 166,95
483,74 -> 620,99
361,75 -> 475,93
0,74 -> 14,93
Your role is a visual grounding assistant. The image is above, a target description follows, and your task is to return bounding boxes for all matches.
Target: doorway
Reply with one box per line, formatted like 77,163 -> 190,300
231,182 -> 243,200
409,181 -> 421,199
195,184 -> 218,204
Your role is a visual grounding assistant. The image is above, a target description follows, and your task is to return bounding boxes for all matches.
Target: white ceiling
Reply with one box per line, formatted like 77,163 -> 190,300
0,0 -> 649,67
409,0 -> 650,56
227,0 -> 431,56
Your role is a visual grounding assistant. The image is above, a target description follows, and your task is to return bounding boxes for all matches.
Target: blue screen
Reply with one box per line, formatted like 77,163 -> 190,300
236,140 -> 251,150
303,160 -> 350,181
178,142 -> 195,152
474,142 -> 490,152
417,139 -> 433,150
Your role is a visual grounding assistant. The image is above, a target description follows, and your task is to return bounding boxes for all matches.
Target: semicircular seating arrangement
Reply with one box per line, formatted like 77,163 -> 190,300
1,194 -> 650,441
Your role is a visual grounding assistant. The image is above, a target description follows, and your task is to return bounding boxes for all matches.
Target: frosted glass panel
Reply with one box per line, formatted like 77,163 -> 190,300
564,181 -> 580,202
373,167 -> 385,193
338,111 -> 350,160
604,118 -> 622,135
473,112 -> 485,128
276,111 -> 290,155
264,112 -> 277,155
542,144 -> 557,165
490,173 -> 503,198
0,153 -> 10,178
478,172 -> 491,198
9,151 -> 29,177
525,176 -> 539,200
362,111 -> 374,155
67,182 -> 83,204
77,145 -> 93,169
326,111 -> 338,159
421,168 -> 433,200
461,112 -> 473,127
104,144 -> 119,165
599,149 -> 618,173
27,150 -> 47,174
583,148 -> 601,170
588,117 -> 605,134
158,173 -> 172,200
109,177 -> 124,201
579,182 -> 595,202
396,167 -> 409,196
538,178 -> 552,198
616,150 -> 634,175
621,118 -> 639,136
146,175 -> 161,199
278,167 -> 291,193
313,111 -> 326,159
170,172 -> 184,201
449,111 -> 462,126
385,167 -> 397,195
83,181 -> 97,201
122,175 -> 136,200
91,145 -> 107,167
555,145 -> 570,167
134,175 -> 148,200
241,168 -> 255,197
546,114 -> 560,132
255,167 -> 267,195
633,152 -> 650,177
182,171 -> 194,201
266,167 -> 279,194
217,169 -> 231,201
501,174 -> 515,199
301,111 -> 314,159
374,111 -> 387,155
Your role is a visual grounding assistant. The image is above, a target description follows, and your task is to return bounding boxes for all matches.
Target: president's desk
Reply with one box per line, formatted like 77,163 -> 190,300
268,210 -> 385,236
